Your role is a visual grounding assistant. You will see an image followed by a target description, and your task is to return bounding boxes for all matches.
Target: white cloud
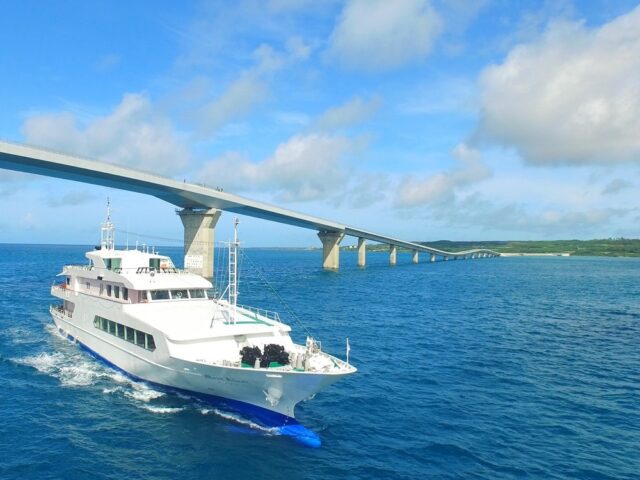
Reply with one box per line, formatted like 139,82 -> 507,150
193,40 -> 312,135
196,134 -> 355,202
22,93 -> 189,175
435,193 -> 634,236
394,143 -> 490,207
477,5 -> 640,164
327,0 -> 443,71
195,74 -> 269,135
314,95 -> 382,131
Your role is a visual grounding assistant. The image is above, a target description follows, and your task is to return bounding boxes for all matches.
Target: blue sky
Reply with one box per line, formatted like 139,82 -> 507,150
1,0 -> 639,247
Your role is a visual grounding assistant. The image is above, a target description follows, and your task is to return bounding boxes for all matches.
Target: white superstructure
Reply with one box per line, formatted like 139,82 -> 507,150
50,206 -> 355,446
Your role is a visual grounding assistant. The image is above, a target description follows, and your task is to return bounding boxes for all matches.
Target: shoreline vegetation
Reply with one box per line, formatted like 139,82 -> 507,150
348,239 -> 640,257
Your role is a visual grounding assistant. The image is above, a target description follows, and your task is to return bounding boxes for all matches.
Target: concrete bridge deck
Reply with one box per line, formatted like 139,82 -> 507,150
0,140 -> 499,273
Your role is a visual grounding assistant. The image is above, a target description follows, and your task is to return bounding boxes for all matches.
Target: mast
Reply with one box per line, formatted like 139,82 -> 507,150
228,218 -> 240,323
100,198 -> 115,250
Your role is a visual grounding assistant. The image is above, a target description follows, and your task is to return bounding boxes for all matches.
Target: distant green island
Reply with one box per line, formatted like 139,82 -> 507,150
356,239 -> 640,257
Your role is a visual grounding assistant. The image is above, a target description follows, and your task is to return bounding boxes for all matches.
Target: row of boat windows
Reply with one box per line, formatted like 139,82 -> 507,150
103,284 -> 129,300
72,276 -> 206,303
93,316 -> 156,351
145,289 -> 207,301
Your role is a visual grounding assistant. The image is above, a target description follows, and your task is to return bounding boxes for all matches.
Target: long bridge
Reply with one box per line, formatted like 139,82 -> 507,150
0,140 -> 499,275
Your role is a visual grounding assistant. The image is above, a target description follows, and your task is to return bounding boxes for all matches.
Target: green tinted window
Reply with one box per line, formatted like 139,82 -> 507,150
151,290 -> 170,300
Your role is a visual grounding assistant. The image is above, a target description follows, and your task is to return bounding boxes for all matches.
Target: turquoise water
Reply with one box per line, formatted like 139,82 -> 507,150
0,244 -> 638,479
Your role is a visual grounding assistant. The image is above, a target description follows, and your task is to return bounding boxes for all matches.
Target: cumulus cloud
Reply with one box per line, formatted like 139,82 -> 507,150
22,93 -> 189,175
196,134 -> 356,202
394,143 -> 491,207
314,95 -> 382,131
477,5 -> 640,164
195,74 -> 269,135
327,0 -> 443,71
194,40 -> 312,135
443,193 -> 633,235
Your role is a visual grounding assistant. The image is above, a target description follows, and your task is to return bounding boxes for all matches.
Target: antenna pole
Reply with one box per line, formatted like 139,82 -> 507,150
228,218 -> 240,323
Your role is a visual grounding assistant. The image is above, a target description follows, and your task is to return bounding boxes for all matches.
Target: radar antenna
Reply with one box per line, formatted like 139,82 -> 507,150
100,197 -> 116,250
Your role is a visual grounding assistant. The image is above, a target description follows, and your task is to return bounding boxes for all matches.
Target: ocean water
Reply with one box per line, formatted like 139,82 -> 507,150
0,244 -> 638,480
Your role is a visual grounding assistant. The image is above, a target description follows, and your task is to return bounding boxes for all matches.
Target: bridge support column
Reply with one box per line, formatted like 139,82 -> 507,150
430,253 -> 436,263
390,245 -> 397,265
412,250 -> 419,264
318,231 -> 344,270
178,208 -> 222,278
357,237 -> 366,267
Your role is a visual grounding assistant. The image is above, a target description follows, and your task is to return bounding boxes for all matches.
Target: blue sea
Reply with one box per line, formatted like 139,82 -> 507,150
0,244 -> 638,479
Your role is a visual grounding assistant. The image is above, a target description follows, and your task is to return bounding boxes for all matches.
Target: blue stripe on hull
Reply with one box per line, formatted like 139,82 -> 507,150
72,336 -> 321,447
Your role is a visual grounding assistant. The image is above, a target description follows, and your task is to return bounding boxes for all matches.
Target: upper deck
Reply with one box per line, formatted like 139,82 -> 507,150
60,246 -> 212,291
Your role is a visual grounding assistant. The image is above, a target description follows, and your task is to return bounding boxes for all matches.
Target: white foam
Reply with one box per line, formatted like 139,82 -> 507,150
141,405 -> 185,414
202,408 -> 279,435
6,326 -> 42,345
124,385 -> 165,402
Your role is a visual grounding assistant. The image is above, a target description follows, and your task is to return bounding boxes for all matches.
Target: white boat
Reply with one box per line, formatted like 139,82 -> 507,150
50,204 -> 356,447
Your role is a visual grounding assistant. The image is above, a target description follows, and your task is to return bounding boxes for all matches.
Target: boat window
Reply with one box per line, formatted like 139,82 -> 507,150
106,284 -> 112,297
135,330 -> 146,347
149,258 -> 161,270
101,317 -> 108,330
66,277 -> 70,286
114,286 -> 120,298
189,289 -> 206,299
139,291 -> 148,302
146,335 -> 156,351
170,289 -> 188,300
93,317 -> 100,328
150,290 -> 170,300
108,320 -> 117,335
116,324 -> 125,338
105,258 -> 122,271
86,282 -> 90,290
100,283 -> 104,295
125,326 -> 135,342
123,287 -> 129,301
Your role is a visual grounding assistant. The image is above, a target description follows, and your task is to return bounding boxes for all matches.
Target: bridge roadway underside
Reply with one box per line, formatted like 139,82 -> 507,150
0,141 -> 499,272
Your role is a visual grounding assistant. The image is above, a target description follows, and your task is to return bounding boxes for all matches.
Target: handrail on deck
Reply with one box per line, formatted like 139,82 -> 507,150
236,304 -> 281,322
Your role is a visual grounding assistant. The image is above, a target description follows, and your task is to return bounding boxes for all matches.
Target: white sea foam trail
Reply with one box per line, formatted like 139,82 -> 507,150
141,406 -> 185,414
200,408 -> 279,435
13,351 -> 107,387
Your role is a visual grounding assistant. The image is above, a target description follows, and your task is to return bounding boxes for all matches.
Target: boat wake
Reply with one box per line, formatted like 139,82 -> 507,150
12,324 -> 321,446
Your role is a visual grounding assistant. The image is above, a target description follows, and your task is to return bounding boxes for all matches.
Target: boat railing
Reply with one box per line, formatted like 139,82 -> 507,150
50,304 -> 73,318
64,264 -> 93,271
64,265 -> 187,274
51,283 -> 70,293
236,304 -> 282,323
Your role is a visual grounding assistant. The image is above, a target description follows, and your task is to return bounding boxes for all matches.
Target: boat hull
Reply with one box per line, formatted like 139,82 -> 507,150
51,310 -> 348,446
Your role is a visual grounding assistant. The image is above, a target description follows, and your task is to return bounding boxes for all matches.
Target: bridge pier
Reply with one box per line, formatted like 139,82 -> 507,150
318,231 -> 344,270
412,250 -> 419,264
390,245 -> 397,265
357,237 -> 366,267
430,253 -> 436,262
177,208 -> 222,278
